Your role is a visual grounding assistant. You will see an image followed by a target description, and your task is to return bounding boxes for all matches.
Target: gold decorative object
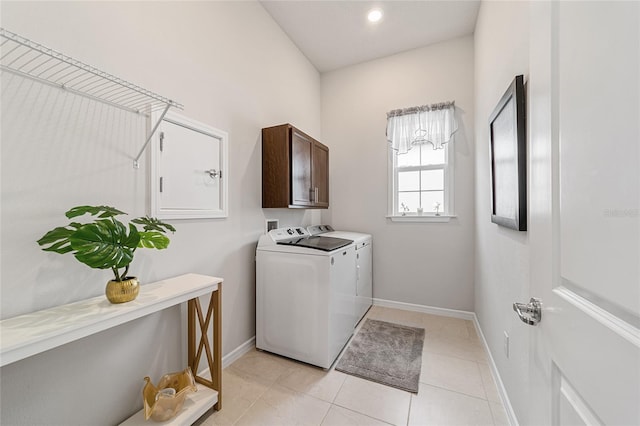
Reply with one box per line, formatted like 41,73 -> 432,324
105,277 -> 140,304
143,367 -> 198,422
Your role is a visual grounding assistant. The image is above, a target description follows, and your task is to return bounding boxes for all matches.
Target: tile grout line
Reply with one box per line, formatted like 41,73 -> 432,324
477,361 -> 503,405
475,359 -> 490,401
421,348 -> 487,364
406,391 -> 414,426
228,371 -> 265,425
488,400 -> 500,426
330,399 -> 398,426
330,370 -> 348,404
415,381 -> 491,403
226,360 -> 292,425
331,405 -> 397,426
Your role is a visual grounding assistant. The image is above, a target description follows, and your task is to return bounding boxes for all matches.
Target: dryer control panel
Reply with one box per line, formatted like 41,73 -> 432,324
306,224 -> 334,235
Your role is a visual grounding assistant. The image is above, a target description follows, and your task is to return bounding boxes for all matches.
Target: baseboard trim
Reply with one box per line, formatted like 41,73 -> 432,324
222,336 -> 255,369
373,297 -> 475,321
197,336 -> 255,381
471,314 -> 519,426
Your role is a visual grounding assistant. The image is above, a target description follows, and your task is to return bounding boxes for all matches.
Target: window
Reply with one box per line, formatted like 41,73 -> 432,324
388,142 -> 454,218
386,101 -> 457,220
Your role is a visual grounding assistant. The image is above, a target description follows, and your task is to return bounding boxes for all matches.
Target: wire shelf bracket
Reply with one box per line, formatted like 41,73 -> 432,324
0,27 -> 184,168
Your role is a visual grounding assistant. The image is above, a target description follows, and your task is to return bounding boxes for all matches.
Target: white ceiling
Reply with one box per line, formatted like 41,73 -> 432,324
261,1 -> 481,73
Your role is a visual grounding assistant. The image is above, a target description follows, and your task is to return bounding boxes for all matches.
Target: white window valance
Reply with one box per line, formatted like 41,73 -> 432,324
386,101 -> 458,154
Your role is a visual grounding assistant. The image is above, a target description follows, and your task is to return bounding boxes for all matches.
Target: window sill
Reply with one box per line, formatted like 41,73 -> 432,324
386,215 -> 456,223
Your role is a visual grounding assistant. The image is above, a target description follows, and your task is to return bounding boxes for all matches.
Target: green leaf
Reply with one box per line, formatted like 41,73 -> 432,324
69,220 -> 140,269
132,216 -> 176,233
37,223 -> 82,254
138,231 -> 170,250
65,205 -> 127,219
124,223 -> 141,248
43,240 -> 75,254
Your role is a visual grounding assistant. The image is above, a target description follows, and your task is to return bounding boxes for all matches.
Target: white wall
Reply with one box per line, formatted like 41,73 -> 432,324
474,1 -> 530,423
0,2 -> 320,424
321,36 -> 475,311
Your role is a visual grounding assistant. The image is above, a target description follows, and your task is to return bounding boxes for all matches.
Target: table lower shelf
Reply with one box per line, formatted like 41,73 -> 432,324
120,384 -> 218,426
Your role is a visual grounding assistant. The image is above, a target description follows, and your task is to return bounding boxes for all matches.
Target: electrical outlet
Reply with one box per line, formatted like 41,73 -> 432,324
503,331 -> 510,358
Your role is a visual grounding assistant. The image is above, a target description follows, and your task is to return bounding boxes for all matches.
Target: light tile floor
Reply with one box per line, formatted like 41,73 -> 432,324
199,306 -> 509,426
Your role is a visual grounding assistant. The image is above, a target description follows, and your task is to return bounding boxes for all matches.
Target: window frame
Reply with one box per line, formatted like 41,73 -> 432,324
387,142 -> 455,222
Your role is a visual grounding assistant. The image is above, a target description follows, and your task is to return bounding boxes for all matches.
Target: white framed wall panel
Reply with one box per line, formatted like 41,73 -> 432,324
150,111 -> 228,219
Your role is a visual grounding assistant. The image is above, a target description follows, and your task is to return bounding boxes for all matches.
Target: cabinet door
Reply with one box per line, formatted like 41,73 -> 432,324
291,129 -> 313,206
312,141 -> 329,207
151,112 -> 228,219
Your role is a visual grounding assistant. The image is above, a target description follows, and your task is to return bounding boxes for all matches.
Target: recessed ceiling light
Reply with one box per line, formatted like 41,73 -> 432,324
367,9 -> 383,23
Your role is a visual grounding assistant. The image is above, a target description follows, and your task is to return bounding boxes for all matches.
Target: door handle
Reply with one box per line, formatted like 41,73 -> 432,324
205,169 -> 220,179
513,297 -> 542,326
309,187 -> 319,202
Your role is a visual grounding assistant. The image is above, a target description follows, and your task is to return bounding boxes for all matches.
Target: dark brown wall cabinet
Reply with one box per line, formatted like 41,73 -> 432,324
262,124 -> 329,209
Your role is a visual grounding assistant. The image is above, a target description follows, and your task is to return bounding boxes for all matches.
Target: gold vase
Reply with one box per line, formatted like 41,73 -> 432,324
105,277 -> 139,304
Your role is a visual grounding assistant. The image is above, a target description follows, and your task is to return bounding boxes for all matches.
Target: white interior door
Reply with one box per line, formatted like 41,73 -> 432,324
527,2 -> 640,425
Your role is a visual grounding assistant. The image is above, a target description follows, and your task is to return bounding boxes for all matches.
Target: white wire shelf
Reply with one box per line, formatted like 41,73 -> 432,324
0,28 -> 183,167
0,28 -> 182,114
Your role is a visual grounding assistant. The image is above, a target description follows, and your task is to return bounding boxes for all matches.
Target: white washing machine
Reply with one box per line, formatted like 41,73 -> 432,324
256,227 -> 356,369
308,225 -> 373,325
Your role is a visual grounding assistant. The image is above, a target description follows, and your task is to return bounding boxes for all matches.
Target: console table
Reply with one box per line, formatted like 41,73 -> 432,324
0,273 -> 222,425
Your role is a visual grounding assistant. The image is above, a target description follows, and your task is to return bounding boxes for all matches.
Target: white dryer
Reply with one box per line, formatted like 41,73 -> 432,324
256,227 -> 356,369
307,225 -> 373,324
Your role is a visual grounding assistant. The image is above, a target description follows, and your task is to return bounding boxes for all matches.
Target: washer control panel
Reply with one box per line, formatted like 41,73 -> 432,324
268,227 -> 309,241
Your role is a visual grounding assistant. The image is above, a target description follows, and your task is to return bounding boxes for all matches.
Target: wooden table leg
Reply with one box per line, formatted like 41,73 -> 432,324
213,284 -> 222,410
187,283 -> 222,411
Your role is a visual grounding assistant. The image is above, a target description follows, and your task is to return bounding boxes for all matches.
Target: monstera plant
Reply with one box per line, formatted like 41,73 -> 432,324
37,205 -> 175,303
